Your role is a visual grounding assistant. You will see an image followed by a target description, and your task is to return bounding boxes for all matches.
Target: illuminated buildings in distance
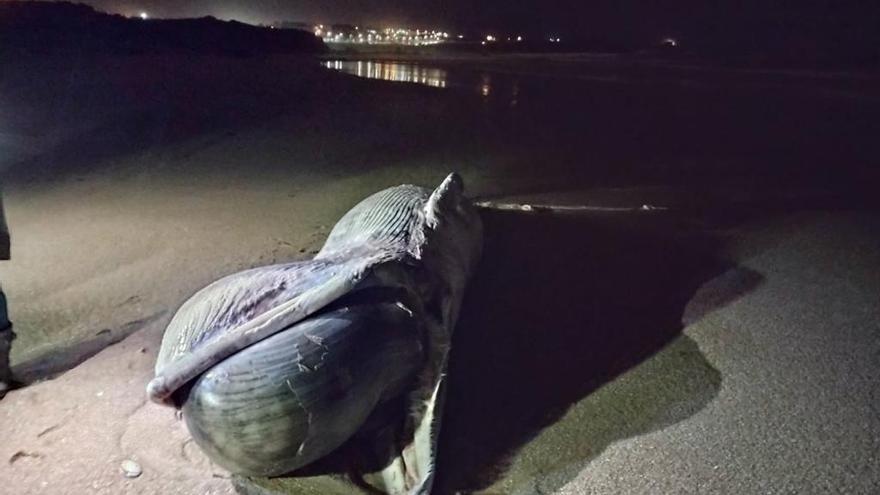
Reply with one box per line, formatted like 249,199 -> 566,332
313,24 -> 449,45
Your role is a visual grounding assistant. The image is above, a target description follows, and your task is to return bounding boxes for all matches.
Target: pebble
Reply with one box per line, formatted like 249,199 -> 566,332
121,459 -> 142,478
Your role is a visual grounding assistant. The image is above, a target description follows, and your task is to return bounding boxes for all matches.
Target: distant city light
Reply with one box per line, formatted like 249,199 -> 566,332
457,34 -> 464,39
485,35 -> 496,42
662,37 -> 678,47
549,36 -> 561,43
516,35 -> 523,42
318,25 -> 449,46
138,11 -> 148,20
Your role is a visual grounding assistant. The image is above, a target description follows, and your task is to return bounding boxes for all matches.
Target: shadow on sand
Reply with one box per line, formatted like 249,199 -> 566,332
10,311 -> 166,385
434,208 -> 761,493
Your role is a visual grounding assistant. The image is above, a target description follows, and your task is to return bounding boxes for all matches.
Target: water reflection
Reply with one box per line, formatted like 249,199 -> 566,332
322,60 -> 447,89
480,74 -> 492,97
321,60 -> 528,104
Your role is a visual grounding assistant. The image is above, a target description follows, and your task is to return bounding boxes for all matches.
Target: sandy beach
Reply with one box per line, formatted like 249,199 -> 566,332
1,51 -> 878,494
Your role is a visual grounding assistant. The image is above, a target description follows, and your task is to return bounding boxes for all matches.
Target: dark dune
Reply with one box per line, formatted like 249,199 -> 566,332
0,1 -> 324,56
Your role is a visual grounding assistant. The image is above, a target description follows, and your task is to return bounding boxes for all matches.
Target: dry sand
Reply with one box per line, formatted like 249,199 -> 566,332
0,52 -> 878,494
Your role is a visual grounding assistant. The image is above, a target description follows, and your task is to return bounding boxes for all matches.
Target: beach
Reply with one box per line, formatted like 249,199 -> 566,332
0,50 -> 878,494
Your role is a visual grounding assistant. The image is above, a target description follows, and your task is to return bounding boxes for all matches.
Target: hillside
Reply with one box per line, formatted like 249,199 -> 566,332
0,1 -> 324,56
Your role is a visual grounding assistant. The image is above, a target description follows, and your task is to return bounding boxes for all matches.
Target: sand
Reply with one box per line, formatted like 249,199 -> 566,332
0,51 -> 878,494
449,209 -> 880,494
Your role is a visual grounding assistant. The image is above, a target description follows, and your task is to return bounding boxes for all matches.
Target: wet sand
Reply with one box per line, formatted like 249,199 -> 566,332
0,52 -> 878,494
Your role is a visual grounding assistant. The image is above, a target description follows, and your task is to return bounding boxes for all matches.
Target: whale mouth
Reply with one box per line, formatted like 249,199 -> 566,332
167,281 -> 425,408
165,274 -> 448,490
321,284 -> 422,319
177,298 -> 428,478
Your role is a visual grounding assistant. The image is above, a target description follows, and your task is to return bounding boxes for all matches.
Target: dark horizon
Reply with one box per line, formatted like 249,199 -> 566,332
11,0 -> 880,44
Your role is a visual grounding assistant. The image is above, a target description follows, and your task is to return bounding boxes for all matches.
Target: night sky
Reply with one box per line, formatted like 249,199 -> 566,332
46,0 -> 880,43
1,0 -> 871,61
